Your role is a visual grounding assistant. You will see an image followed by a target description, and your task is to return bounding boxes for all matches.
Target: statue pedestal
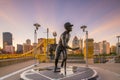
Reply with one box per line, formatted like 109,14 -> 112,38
20,66 -> 98,80
60,66 -> 77,76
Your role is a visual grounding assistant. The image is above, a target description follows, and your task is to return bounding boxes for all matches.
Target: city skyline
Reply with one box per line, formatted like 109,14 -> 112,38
0,0 -> 120,48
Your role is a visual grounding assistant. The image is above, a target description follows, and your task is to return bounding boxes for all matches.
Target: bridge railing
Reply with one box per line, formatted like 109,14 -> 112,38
0,53 -> 34,60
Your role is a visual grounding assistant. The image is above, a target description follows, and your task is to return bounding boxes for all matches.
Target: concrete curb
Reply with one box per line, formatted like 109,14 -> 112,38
0,57 -> 34,67
88,68 -> 98,80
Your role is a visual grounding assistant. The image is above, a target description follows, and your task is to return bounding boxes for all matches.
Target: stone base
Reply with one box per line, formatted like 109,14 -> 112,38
20,66 -> 98,80
88,59 -> 94,64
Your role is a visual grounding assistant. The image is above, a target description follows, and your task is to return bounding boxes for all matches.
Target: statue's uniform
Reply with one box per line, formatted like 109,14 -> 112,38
55,31 -> 70,71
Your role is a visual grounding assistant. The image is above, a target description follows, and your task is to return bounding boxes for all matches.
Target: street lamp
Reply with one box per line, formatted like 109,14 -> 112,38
47,28 -> 49,57
116,36 -> 120,55
34,23 -> 40,66
80,25 -> 88,67
43,28 -> 49,57
53,31 -> 57,44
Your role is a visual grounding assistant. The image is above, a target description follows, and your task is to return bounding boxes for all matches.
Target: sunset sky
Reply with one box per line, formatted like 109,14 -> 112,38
0,0 -> 120,49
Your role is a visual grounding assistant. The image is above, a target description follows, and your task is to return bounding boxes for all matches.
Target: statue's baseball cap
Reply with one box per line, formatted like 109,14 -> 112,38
64,22 -> 73,29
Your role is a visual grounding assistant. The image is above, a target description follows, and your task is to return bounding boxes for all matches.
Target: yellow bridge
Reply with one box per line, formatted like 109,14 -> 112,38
0,38 -> 55,62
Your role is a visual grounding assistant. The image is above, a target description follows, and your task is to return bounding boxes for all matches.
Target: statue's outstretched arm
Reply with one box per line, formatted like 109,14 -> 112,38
61,35 -> 79,50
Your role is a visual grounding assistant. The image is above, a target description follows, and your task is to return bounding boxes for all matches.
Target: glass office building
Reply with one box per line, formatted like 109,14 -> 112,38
3,32 -> 13,49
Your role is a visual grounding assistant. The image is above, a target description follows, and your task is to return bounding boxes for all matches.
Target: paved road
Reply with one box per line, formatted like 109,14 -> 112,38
0,60 -> 120,80
92,63 -> 120,74
68,63 -> 120,80
0,60 -> 54,80
92,66 -> 120,80
0,60 -> 34,77
91,63 -> 120,80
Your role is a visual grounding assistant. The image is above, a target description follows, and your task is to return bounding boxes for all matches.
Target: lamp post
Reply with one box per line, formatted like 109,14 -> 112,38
47,28 -> 49,57
43,28 -> 49,57
116,36 -> 120,55
33,23 -> 40,66
80,25 -> 88,67
53,31 -> 57,44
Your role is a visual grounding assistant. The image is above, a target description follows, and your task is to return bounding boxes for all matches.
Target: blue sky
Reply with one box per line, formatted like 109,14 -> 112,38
0,0 -> 120,49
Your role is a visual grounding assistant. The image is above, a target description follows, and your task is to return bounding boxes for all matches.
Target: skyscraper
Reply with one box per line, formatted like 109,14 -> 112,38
17,44 -> 23,53
72,36 -> 80,54
3,32 -> 12,49
26,39 -> 31,45
94,42 -> 100,55
99,40 -> 110,54
72,36 -> 79,48
23,39 -> 32,53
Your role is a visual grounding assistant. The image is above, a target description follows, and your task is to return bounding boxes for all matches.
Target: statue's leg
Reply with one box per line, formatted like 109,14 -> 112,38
54,49 -> 61,72
55,59 -> 58,69
61,60 -> 64,68
61,51 -> 65,67
61,50 -> 67,68
63,50 -> 67,75
64,57 -> 67,75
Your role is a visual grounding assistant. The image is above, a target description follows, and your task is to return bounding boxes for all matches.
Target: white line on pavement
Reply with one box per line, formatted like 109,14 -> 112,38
0,65 -> 34,80
91,66 -> 120,77
59,70 -> 87,80
32,69 -> 53,80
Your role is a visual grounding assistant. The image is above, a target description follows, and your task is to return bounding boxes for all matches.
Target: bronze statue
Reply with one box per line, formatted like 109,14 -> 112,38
54,22 -> 79,72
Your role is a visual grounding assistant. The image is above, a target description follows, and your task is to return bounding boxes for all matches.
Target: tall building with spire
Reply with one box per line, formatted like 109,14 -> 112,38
72,36 -> 80,54
72,36 -> 79,48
